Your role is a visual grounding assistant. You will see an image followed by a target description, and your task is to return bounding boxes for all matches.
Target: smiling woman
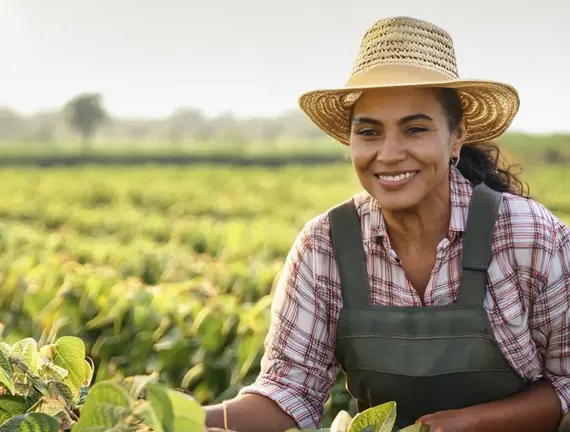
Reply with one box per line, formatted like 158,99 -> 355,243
204,16 -> 570,432
350,87 -> 464,211
348,86 -> 528,220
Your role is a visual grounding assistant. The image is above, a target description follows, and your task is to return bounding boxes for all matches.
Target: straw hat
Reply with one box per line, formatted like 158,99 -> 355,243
298,16 -> 520,145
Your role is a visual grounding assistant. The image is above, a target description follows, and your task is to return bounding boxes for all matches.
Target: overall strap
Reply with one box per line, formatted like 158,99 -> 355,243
456,182 -> 504,307
329,198 -> 370,308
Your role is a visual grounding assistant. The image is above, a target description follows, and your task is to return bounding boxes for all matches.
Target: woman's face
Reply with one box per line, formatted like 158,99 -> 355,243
349,87 -> 466,211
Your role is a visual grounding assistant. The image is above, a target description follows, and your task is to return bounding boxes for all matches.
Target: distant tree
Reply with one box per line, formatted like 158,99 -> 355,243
127,122 -> 151,140
260,120 -> 283,144
0,108 -> 25,141
64,93 -> 108,151
167,108 -> 204,147
168,122 -> 184,148
28,121 -> 55,143
194,122 -> 215,142
211,111 -> 248,147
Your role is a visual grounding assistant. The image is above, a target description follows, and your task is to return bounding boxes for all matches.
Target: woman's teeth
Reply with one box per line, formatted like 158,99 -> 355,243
376,172 -> 416,182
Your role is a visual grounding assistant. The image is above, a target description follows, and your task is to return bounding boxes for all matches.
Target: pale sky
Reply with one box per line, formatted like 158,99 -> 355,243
1,0 -> 568,133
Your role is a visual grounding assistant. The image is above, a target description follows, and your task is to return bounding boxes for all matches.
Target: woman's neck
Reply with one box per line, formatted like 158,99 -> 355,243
382,184 -> 451,251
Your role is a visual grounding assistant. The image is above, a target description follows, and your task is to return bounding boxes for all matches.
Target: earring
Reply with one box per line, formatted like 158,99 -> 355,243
451,156 -> 460,167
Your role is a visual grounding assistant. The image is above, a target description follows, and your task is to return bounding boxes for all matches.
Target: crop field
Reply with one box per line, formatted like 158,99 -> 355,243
0,160 -> 569,425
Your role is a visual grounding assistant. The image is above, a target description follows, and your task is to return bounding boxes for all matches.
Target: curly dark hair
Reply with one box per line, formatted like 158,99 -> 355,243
435,88 -> 530,198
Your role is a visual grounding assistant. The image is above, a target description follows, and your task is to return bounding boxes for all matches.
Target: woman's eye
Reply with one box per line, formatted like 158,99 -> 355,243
406,126 -> 428,134
356,128 -> 378,136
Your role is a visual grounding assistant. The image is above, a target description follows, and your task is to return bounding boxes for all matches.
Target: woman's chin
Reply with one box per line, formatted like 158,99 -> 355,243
371,189 -> 424,211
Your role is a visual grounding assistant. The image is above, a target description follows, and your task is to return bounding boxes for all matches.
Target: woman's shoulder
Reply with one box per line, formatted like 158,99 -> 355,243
497,191 -> 570,249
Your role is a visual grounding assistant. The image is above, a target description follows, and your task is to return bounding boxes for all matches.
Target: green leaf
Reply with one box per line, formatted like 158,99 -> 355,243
135,400 -> 165,432
236,332 -> 264,380
348,402 -> 397,432
117,374 -> 159,398
39,344 -> 56,361
40,362 -> 69,381
71,381 -> 134,431
0,343 -> 12,355
52,336 -> 86,401
180,363 -> 204,389
83,358 -> 94,386
0,394 -> 29,425
167,389 -> 205,432
136,383 -> 174,432
0,343 -> 15,395
12,338 -> 39,374
0,412 -> 60,432
47,380 -> 76,408
26,392 -> 67,418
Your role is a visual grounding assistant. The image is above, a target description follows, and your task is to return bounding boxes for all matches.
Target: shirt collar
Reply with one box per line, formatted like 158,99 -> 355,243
363,165 -> 472,241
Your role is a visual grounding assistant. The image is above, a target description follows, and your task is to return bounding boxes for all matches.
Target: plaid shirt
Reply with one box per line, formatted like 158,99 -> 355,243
239,166 -> 570,428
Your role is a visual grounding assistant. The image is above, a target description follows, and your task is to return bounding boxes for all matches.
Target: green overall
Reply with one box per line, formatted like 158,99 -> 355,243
330,183 -> 528,428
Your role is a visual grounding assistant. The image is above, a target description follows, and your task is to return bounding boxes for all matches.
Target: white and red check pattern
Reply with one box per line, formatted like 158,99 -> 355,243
239,166 -> 570,428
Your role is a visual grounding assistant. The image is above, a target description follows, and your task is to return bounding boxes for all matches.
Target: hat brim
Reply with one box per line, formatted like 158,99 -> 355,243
298,79 -> 520,145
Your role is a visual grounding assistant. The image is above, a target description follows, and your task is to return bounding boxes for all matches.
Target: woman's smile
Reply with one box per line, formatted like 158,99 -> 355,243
374,170 -> 420,190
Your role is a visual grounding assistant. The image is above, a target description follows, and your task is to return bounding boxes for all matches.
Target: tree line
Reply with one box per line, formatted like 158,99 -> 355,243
0,93 -> 326,149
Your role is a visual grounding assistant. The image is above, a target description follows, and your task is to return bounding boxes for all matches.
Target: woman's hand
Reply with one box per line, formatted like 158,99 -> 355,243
415,379 -> 562,432
416,408 -> 480,432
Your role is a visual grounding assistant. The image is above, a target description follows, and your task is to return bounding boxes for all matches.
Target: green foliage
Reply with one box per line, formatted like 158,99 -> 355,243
0,412 -> 61,432
0,336 -> 93,429
0,335 -> 206,431
72,374 -> 205,431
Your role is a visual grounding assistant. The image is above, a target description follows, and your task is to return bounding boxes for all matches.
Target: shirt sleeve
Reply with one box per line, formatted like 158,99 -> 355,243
530,222 -> 570,416
238,222 -> 340,428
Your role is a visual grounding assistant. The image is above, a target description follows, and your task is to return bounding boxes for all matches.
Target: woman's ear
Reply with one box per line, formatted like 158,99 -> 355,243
451,116 -> 468,158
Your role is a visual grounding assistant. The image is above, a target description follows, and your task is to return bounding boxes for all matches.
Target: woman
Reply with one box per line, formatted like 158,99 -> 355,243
205,16 -> 570,432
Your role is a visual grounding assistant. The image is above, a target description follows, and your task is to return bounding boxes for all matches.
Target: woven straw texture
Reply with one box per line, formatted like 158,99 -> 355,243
298,17 -> 520,145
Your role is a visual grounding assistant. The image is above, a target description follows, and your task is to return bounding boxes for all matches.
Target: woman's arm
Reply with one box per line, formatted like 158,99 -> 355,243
204,223 -> 339,431
469,378 -> 562,431
528,223 -> 570,428
205,394 -> 297,432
